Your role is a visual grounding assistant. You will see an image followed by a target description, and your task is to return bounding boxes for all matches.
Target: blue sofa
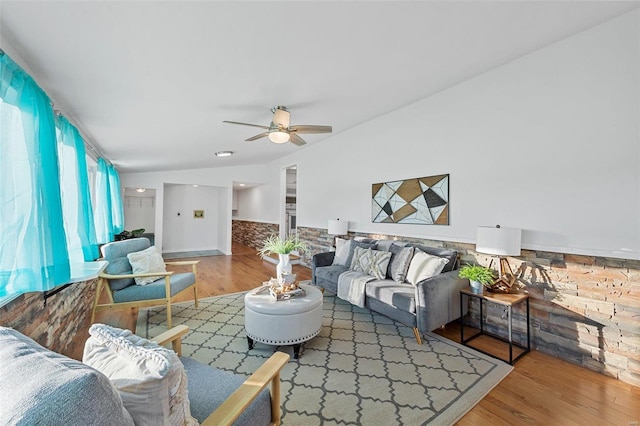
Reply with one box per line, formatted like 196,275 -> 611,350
312,240 -> 468,343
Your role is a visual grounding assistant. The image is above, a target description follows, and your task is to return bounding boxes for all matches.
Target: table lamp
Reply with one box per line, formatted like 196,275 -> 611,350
476,225 -> 521,288
327,219 -> 348,249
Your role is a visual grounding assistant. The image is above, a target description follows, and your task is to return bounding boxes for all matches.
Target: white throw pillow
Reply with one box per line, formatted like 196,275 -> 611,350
406,250 -> 449,285
127,246 -> 167,286
332,238 -> 351,266
83,324 -> 196,426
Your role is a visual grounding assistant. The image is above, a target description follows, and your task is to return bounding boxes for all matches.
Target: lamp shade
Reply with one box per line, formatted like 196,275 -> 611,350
328,219 -> 348,236
476,226 -> 521,256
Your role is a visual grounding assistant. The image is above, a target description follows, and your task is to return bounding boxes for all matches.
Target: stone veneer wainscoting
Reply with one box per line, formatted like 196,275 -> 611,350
297,226 -> 640,387
0,279 -> 98,360
232,220 -> 279,250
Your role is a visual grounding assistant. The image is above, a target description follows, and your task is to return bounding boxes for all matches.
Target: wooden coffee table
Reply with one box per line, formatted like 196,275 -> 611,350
244,283 -> 323,359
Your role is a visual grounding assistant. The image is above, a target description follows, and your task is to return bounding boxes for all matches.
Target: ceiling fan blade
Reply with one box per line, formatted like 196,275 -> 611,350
289,132 -> 307,146
246,132 -> 269,141
289,125 -> 332,134
223,120 -> 270,130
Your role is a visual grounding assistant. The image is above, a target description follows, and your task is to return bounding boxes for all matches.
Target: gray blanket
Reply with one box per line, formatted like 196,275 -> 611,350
337,270 -> 375,308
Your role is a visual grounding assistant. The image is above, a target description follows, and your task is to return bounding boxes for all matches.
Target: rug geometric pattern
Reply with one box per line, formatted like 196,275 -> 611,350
139,292 -> 511,425
372,174 -> 449,225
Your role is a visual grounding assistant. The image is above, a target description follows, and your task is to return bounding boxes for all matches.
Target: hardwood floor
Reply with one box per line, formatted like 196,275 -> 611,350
94,243 -> 639,425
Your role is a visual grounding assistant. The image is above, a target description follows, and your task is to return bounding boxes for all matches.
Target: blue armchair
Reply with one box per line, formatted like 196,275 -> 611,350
91,238 -> 199,328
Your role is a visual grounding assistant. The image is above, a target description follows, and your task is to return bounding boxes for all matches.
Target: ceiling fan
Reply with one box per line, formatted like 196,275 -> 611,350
223,106 -> 332,146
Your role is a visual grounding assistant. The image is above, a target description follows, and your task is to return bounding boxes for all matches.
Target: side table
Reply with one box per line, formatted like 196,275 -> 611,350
459,288 -> 530,365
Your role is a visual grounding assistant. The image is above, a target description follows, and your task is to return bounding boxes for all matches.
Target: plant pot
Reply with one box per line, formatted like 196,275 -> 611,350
470,280 -> 484,295
277,253 -> 292,279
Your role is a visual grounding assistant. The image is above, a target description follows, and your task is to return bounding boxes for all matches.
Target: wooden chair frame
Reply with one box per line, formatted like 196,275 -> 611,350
152,325 -> 289,426
91,261 -> 199,329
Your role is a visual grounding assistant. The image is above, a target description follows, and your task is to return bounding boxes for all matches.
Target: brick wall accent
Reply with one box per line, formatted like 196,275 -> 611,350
0,279 -> 97,360
232,220 -> 279,250
297,226 -> 640,387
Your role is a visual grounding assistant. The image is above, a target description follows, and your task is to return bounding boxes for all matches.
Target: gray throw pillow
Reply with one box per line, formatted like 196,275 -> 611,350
345,241 -> 377,268
387,244 -> 414,283
350,247 -> 392,280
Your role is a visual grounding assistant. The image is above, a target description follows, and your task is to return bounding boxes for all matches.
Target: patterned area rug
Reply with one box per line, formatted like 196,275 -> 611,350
138,292 -> 512,425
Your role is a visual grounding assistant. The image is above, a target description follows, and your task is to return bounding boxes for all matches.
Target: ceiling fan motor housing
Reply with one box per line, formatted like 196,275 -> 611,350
272,106 -> 290,128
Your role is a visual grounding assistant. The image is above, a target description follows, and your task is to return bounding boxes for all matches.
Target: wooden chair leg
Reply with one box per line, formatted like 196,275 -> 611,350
166,301 -> 172,329
91,279 -> 103,324
193,284 -> 199,309
413,327 -> 422,345
192,264 -> 199,308
270,372 -> 281,425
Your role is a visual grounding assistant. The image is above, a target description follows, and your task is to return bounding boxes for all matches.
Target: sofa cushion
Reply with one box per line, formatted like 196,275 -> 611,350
315,265 -> 349,285
365,280 -> 416,314
413,245 -> 458,273
0,327 -> 134,426
406,250 -> 449,285
387,244 -> 414,283
83,324 -> 196,426
331,237 -> 350,266
345,241 -> 377,268
127,245 -> 167,286
374,239 -> 396,252
350,247 -> 392,280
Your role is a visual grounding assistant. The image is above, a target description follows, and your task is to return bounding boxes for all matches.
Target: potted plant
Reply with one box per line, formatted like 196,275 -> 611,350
459,264 -> 496,294
258,235 -> 307,278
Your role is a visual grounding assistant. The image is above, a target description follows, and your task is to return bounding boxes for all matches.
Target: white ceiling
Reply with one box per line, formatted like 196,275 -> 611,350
1,1 -> 637,173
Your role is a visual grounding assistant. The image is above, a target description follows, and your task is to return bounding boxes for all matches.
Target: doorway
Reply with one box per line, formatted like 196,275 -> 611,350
285,166 -> 297,238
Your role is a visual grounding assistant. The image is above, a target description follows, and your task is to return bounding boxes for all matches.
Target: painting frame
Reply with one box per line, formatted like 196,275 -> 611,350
372,174 -> 449,225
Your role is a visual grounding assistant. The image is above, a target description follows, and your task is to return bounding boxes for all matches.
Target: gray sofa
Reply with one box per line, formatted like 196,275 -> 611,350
312,240 -> 468,343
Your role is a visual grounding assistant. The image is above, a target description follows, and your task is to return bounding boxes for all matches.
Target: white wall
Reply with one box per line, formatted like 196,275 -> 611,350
120,164 -> 269,253
271,10 -> 639,259
162,184 -> 225,253
122,10 -> 639,260
124,195 -> 155,232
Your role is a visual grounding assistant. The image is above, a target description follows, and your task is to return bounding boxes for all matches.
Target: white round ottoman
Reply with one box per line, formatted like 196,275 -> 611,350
244,283 -> 323,359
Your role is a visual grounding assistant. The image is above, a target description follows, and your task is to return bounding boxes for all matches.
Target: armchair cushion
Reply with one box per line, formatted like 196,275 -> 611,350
113,272 -> 195,303
102,238 -> 152,290
83,324 -> 196,426
127,246 -> 167,286
0,327 -> 134,426
181,357 -> 271,425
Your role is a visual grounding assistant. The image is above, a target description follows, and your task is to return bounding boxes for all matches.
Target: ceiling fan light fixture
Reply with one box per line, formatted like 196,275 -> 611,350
215,151 -> 234,157
268,131 -> 290,144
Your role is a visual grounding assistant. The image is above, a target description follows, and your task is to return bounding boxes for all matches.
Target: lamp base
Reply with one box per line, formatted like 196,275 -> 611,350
488,256 -> 516,290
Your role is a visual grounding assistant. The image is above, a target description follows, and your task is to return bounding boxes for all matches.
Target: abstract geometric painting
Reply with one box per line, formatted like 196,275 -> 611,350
372,174 -> 449,225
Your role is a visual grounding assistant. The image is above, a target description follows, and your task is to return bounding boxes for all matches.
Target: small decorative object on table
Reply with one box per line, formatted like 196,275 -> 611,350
258,234 -> 307,279
269,277 -> 306,301
458,264 -> 497,295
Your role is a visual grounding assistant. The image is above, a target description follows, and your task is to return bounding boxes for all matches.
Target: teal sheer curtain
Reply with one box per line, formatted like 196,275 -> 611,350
57,116 -> 99,262
0,52 -> 70,296
95,158 -> 124,244
95,158 -> 114,244
108,163 -> 125,235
